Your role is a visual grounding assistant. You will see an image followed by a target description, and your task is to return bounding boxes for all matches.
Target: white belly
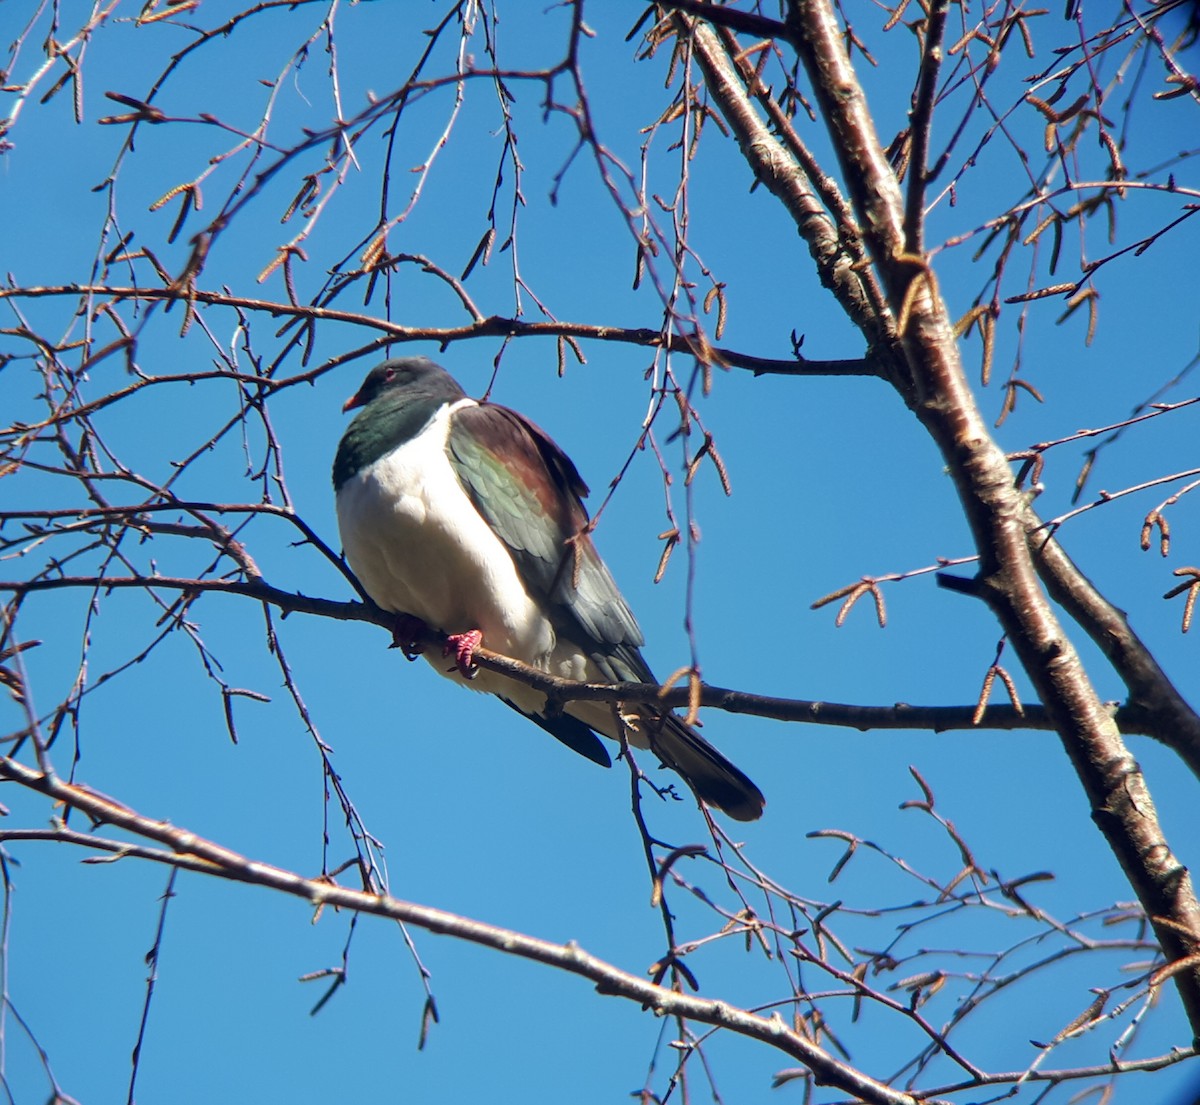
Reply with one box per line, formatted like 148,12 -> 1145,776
336,401 -> 607,714
335,400 -> 631,733
336,399 -> 552,653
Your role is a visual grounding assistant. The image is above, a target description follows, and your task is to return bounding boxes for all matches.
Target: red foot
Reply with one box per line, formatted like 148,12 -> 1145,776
443,629 -> 483,678
390,613 -> 429,661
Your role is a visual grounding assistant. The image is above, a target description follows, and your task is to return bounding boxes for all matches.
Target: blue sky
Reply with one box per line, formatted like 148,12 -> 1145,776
2,2 -> 1199,1103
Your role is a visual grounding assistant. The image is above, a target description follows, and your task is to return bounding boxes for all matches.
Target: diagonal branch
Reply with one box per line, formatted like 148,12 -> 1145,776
1029,529 -> 1200,778
778,0 -> 1200,1031
678,17 -> 891,346
0,756 -> 919,1105
904,0 -> 951,253
657,0 -> 788,40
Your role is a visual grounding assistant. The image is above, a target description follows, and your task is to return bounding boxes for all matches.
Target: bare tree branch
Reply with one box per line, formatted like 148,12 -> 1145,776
0,755 -> 921,1105
778,0 -> 1200,1028
4,0 -> 1197,1097
0,283 -> 875,379
0,567 -> 1175,741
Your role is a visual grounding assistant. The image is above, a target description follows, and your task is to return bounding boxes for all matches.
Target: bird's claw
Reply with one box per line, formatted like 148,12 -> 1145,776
443,629 -> 482,679
389,613 -> 428,661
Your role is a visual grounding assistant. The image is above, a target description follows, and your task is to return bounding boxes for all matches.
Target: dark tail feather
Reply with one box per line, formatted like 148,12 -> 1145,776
499,697 -> 613,768
647,716 -> 765,822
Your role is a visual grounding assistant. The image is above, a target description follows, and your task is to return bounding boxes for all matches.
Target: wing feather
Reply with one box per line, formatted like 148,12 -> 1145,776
447,403 -> 643,652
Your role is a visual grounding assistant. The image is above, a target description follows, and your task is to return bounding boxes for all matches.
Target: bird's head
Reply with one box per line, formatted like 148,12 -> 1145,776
341,356 -> 453,413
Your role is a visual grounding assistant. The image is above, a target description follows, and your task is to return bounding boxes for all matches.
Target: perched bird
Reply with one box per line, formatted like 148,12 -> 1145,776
332,356 -> 764,821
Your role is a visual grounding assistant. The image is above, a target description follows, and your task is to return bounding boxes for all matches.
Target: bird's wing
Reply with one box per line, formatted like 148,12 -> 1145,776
446,402 -> 644,653
449,401 -> 765,821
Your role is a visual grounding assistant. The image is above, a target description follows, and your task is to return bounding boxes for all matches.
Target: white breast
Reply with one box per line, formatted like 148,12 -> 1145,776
335,399 -> 557,678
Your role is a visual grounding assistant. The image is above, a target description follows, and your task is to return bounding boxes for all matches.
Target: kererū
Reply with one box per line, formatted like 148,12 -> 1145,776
332,356 -> 764,821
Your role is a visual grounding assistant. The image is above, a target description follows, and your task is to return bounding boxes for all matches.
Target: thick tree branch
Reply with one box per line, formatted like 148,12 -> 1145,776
1028,529 -> 1200,778
705,21 -> 890,325
780,0 -> 1200,1031
679,18 -> 891,348
14,802 -> 1200,1087
0,756 -> 919,1105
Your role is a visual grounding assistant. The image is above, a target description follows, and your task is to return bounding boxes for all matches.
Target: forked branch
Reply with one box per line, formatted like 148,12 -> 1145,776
673,0 -> 1200,1030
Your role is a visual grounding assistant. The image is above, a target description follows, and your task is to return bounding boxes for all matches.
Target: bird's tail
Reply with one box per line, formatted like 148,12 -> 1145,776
645,715 -> 765,822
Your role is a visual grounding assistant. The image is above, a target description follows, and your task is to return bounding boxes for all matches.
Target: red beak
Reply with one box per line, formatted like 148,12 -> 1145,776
342,392 -> 364,413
